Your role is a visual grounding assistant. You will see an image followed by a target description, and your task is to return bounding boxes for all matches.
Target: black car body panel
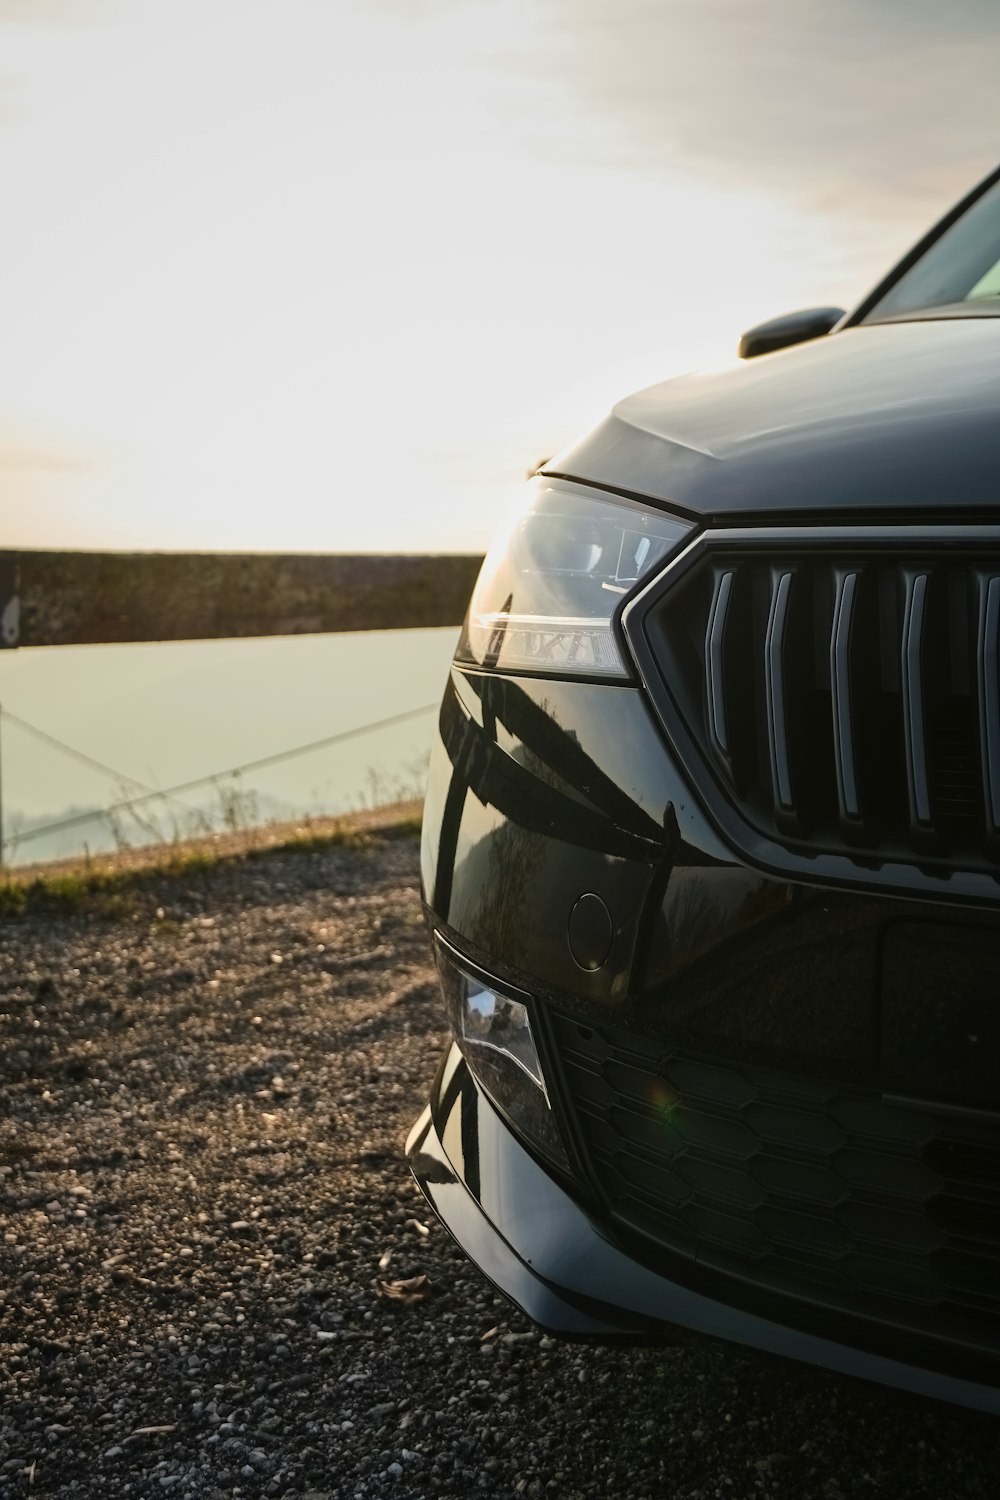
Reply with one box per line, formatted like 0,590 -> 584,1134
547,321 -> 1000,523
414,668 -> 1000,1406
409,170 -> 1000,1409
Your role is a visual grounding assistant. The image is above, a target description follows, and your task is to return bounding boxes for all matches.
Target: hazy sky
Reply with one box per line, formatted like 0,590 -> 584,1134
1,0 -> 998,552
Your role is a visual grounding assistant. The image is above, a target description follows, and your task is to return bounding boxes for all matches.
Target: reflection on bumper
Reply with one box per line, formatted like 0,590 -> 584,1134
407,1044 -> 1000,1415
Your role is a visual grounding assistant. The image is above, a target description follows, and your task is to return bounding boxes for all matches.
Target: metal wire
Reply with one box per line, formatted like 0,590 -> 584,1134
1,701 -> 438,852
1,708 -> 201,815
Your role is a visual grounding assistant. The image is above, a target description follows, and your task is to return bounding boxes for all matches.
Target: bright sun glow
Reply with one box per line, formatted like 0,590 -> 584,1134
0,0 -> 995,553
0,0 -> 997,861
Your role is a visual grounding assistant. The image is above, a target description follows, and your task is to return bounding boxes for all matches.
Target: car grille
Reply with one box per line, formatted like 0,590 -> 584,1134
622,527 -> 1000,880
551,1010 -> 1000,1354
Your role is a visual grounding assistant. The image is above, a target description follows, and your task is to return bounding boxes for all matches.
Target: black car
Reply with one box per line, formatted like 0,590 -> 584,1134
407,164 -> 1000,1413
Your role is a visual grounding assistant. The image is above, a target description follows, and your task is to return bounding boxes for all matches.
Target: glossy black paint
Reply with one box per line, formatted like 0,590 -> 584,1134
544,321 -> 1000,521
414,665 -> 1000,1405
409,175 -> 1000,1408
737,305 -> 845,360
422,666 -> 1000,1107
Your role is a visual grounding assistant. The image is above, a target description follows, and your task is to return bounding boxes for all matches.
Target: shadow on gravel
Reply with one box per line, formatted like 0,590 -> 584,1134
1,835 -> 999,1498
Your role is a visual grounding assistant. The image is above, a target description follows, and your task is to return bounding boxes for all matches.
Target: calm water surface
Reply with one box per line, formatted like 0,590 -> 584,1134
0,629 -> 458,865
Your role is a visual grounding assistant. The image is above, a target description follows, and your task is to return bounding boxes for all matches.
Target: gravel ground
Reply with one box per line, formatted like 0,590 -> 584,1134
1,831 -> 999,1499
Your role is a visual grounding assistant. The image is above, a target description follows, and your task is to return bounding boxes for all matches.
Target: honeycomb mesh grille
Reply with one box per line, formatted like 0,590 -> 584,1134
551,1011 -> 1000,1351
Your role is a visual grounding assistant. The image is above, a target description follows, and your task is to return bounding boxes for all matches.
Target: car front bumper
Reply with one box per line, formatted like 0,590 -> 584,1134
408,1043 -> 1000,1415
416,663 -> 1000,1413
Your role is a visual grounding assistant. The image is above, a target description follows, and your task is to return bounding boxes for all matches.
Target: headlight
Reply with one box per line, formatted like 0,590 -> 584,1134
433,935 -> 567,1167
455,476 -> 692,679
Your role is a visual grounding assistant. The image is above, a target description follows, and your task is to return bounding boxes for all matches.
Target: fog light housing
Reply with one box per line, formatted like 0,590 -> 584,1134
433,935 -> 567,1167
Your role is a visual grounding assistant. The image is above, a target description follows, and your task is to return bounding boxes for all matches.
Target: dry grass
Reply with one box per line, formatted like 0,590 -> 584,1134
0,799 -> 422,918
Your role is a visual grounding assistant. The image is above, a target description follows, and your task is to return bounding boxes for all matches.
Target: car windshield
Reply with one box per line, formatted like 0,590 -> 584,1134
866,175 -> 1000,321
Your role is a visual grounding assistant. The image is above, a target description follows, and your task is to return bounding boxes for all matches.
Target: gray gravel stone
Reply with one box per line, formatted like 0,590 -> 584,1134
0,834 -> 998,1498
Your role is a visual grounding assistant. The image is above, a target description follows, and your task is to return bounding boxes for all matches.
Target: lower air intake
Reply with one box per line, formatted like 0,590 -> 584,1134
551,1011 -> 1000,1356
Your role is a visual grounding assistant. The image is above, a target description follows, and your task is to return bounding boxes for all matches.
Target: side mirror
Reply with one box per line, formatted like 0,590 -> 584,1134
738,306 -> 845,360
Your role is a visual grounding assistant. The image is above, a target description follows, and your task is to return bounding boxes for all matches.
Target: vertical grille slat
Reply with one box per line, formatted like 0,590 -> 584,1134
831,570 -> 861,826
706,569 -> 734,764
764,570 -> 796,817
627,529 -> 1000,883
901,570 -> 933,835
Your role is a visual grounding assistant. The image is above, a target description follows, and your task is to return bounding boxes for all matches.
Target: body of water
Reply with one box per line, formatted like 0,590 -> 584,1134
0,627 -> 458,866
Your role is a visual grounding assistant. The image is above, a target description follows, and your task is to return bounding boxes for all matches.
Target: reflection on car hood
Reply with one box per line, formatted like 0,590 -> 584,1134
548,320 -> 1000,519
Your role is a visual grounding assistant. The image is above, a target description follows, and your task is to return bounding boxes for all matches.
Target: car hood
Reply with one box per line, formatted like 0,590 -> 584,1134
547,319 -> 1000,520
